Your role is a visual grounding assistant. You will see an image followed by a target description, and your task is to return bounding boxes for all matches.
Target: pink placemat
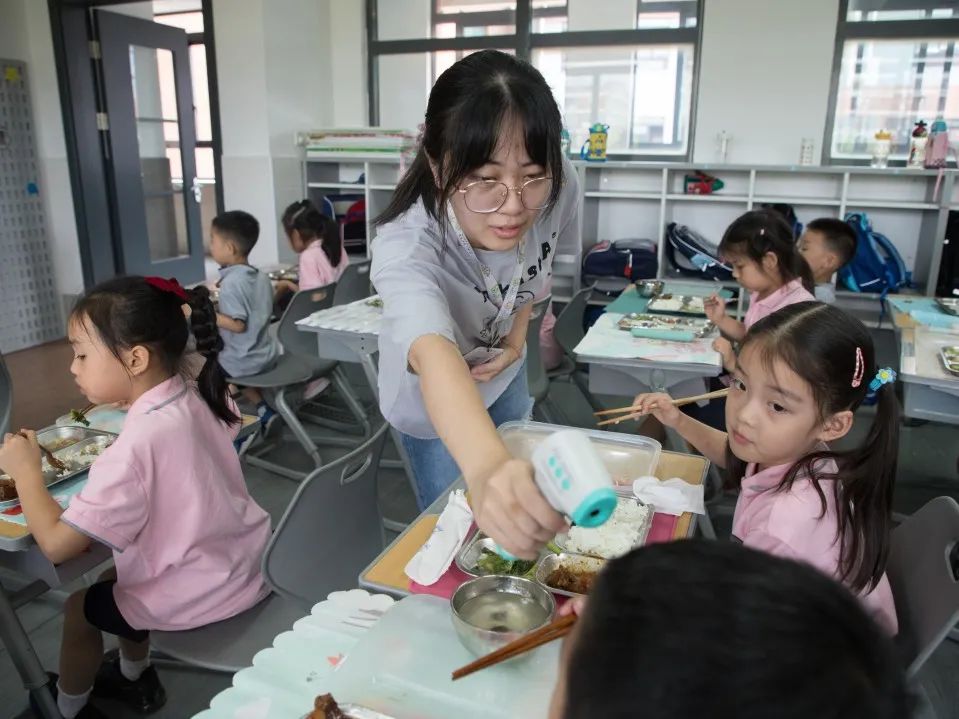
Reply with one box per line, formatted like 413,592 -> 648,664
409,512 -> 681,600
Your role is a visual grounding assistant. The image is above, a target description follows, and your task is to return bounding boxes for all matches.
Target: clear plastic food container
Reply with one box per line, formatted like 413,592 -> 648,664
497,420 -> 662,487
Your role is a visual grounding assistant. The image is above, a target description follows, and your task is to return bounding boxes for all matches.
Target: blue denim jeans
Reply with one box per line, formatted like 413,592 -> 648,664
400,363 -> 534,510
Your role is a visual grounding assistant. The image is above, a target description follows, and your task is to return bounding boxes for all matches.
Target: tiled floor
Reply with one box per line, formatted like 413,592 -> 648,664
2,333 -> 958,718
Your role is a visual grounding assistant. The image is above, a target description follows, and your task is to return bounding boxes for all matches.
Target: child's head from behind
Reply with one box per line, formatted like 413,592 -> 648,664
282,200 -> 342,265
210,210 -> 260,265
69,276 -> 237,424
719,209 -> 813,294
726,301 -> 899,591
799,218 -> 857,282
553,540 -> 912,719
377,49 -> 563,253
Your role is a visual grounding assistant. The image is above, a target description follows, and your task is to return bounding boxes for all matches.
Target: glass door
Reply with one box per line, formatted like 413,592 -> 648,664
95,10 -> 204,282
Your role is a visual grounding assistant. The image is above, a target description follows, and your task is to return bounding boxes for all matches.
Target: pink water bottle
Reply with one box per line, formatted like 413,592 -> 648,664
925,117 -> 949,169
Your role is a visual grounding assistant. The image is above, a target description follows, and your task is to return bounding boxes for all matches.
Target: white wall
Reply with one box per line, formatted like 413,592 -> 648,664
329,0 -> 367,126
213,0 -> 335,266
692,0 -> 840,165
0,0 -> 85,312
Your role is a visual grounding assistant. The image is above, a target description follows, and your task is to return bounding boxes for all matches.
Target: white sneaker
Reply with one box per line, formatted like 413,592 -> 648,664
303,377 -> 331,402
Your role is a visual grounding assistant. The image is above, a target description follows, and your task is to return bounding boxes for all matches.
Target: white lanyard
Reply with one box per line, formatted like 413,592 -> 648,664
447,200 -> 526,347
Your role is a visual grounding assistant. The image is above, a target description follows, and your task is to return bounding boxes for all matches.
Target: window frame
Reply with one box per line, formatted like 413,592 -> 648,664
823,0 -> 959,165
365,0 -> 704,161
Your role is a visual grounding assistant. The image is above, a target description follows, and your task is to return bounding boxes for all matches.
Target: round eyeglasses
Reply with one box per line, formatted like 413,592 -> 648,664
456,176 -> 553,214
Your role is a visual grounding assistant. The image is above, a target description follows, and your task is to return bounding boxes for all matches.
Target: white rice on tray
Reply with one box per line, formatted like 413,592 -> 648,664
564,498 -> 652,559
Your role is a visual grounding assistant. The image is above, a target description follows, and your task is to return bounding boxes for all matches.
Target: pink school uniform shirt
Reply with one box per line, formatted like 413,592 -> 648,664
743,278 -> 816,330
62,375 -> 271,631
732,458 -> 898,635
298,238 -> 348,290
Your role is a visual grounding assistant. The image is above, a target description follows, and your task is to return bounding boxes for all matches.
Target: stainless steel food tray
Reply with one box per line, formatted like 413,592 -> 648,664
646,293 -> 710,316
935,297 -> 959,317
940,346 -> 959,377
617,312 -> 715,338
0,426 -> 117,509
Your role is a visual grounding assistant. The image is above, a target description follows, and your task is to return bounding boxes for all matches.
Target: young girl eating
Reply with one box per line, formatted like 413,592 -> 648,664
632,302 -> 898,633
705,209 -> 815,370
0,276 -> 271,719
280,199 -> 347,292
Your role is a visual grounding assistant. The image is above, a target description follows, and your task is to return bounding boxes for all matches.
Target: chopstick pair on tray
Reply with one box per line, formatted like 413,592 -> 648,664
452,613 -> 577,681
593,388 -> 730,428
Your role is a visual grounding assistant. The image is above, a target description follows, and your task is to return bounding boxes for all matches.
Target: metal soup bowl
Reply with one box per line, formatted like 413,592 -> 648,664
636,280 -> 664,298
450,575 -> 555,658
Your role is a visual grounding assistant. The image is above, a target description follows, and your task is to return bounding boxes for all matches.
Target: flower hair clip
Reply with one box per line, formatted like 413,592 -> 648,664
869,368 -> 897,392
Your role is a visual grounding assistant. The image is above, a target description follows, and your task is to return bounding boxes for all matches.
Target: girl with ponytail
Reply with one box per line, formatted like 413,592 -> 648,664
0,275 -> 270,717
631,301 -> 899,634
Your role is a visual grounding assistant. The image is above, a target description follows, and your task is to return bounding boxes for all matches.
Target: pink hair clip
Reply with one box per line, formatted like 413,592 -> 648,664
851,346 -> 865,388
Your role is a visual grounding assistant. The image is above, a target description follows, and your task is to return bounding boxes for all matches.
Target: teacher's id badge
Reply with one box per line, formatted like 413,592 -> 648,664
463,347 -> 504,368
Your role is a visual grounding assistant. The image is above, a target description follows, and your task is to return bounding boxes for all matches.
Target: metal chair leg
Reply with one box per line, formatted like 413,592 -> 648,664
332,365 -> 372,437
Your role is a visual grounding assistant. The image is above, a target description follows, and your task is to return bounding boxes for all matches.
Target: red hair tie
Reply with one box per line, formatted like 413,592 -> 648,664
145,276 -> 188,301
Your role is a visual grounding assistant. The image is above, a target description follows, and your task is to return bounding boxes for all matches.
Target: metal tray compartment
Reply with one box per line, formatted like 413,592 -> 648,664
553,497 -> 654,559
497,421 -> 662,487
534,553 -> 607,598
454,530 -> 544,578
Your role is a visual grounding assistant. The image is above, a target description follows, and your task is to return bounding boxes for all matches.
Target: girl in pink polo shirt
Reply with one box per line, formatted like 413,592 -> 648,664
0,276 -> 270,719
704,209 -> 815,371
279,199 -> 348,292
632,302 -> 899,634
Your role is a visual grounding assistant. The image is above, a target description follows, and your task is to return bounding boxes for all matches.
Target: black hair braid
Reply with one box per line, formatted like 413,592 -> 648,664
186,285 -> 223,358
185,285 -> 239,425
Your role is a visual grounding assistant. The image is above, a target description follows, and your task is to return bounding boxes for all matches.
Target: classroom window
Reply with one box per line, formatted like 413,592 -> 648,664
368,0 -> 701,159
533,44 -> 694,155
828,0 -> 959,161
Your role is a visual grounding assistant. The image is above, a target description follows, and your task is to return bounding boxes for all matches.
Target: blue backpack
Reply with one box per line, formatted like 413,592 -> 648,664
839,212 -> 911,296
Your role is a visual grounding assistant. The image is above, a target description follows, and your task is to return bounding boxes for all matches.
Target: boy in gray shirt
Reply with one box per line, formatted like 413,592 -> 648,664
210,211 -> 280,439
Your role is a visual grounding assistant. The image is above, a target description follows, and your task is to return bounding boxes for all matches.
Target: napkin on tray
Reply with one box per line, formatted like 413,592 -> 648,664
632,476 -> 705,516
404,489 -> 473,586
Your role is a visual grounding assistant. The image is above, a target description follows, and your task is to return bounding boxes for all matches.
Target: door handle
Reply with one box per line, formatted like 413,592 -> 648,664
191,178 -> 202,204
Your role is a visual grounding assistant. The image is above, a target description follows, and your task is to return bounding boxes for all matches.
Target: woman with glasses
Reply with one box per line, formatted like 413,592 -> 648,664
372,50 -> 579,559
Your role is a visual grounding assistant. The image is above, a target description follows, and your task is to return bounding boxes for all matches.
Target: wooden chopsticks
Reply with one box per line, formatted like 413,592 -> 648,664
451,613 -> 576,681
594,388 -> 730,428
20,431 -> 67,472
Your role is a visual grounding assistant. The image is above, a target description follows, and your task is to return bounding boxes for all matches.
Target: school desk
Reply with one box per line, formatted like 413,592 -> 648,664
885,294 -> 959,425
358,449 -> 709,598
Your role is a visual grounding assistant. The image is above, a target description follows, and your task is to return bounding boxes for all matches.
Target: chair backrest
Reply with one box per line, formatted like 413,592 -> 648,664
262,421 -> 391,610
333,260 -> 372,306
525,296 -> 551,399
0,352 -> 11,438
553,284 -> 595,357
886,495 -> 959,677
276,285 -> 336,360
